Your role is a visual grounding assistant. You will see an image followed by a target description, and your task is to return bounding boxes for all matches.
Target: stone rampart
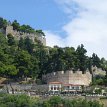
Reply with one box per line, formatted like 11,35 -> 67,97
42,70 -> 92,86
91,66 -> 106,77
5,25 -> 46,45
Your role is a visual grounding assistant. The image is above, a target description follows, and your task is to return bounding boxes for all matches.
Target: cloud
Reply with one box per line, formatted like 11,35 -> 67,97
45,31 -> 66,47
54,0 -> 81,15
45,0 -> 107,59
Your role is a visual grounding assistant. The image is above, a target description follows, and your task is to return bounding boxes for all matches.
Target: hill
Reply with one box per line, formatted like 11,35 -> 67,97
0,17 -> 107,86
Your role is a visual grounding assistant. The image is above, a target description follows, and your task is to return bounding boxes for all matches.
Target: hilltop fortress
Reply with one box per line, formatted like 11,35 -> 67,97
4,24 -> 46,45
42,69 -> 92,86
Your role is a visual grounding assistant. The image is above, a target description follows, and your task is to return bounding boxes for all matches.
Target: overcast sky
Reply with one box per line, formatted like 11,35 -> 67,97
0,0 -> 107,59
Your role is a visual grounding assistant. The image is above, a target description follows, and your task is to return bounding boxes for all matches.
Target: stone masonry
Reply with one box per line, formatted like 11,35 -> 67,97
91,66 -> 106,77
5,24 -> 46,46
42,69 -> 92,86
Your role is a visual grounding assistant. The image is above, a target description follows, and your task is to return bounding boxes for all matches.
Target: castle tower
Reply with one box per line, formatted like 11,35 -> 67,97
5,22 -> 46,46
36,35 -> 46,46
6,22 -> 14,36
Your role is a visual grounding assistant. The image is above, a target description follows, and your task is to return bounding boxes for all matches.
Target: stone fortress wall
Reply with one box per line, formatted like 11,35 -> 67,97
5,25 -> 46,45
42,66 -> 106,86
42,69 -> 92,86
91,66 -> 106,77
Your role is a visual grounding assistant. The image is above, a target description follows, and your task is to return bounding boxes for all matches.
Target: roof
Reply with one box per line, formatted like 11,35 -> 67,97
49,82 -> 62,84
63,84 -> 81,86
0,84 -> 4,87
49,82 -> 82,86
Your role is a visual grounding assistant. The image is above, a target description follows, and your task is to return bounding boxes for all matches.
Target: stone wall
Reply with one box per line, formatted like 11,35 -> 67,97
42,70 -> 92,86
5,25 -> 46,46
91,66 -> 106,77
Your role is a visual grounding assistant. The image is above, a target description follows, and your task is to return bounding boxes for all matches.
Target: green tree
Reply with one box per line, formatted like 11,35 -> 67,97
24,37 -> 34,53
36,30 -> 45,36
92,53 -> 101,68
100,58 -> 107,71
0,17 -> 7,29
4,65 -> 18,78
76,44 -> 87,71
18,37 -> 25,50
49,96 -> 62,107
43,101 -> 51,107
12,20 -> 20,30
15,50 -> 32,78
7,33 -> 16,46
0,32 -> 8,49
19,24 -> 35,33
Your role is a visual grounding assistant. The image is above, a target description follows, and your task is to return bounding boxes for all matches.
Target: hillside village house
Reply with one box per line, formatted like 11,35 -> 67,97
49,82 -> 82,94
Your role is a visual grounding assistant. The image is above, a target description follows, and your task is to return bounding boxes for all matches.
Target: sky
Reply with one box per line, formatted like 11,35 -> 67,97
0,0 -> 107,59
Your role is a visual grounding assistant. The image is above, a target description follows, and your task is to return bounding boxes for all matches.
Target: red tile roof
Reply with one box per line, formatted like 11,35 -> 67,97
49,82 -> 81,86
49,82 -> 62,84
63,84 -> 81,86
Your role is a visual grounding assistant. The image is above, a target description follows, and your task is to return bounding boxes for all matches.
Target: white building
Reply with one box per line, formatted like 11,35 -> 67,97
49,82 -> 82,94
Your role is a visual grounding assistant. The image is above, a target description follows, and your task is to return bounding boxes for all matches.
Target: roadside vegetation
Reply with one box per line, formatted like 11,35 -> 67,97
0,94 -> 104,107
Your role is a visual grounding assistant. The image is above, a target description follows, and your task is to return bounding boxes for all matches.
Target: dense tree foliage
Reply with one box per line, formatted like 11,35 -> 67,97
0,32 -> 107,81
0,94 -> 103,107
0,17 -> 7,29
12,19 -> 45,35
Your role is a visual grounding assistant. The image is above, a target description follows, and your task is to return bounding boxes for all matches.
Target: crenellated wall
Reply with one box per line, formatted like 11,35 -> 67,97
42,70 -> 92,86
5,25 -> 46,46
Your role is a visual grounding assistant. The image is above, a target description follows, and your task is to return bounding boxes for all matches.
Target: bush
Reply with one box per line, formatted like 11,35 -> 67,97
0,94 -> 104,107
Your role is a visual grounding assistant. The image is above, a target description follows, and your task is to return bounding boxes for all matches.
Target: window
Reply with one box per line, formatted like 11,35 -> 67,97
64,86 -> 69,90
75,86 -> 79,90
51,87 -> 53,90
72,87 -> 75,90
54,87 -> 56,90
57,87 -> 59,90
